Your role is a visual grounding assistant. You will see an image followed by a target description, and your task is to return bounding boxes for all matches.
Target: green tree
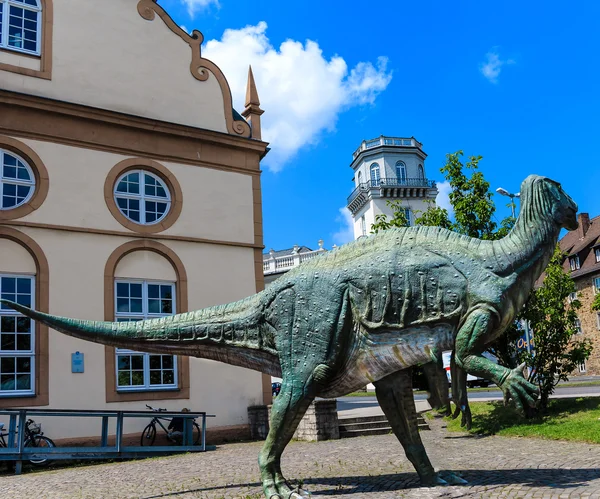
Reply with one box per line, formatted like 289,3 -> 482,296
520,247 -> 593,410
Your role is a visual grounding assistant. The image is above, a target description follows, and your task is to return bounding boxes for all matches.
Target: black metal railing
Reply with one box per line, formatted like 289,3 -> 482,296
347,177 -> 436,204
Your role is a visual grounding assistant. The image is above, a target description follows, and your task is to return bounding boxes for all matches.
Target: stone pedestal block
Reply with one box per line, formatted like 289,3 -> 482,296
247,405 -> 269,440
248,399 -> 340,442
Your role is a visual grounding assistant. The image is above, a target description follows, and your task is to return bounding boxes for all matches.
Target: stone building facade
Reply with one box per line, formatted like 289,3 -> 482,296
559,213 -> 600,375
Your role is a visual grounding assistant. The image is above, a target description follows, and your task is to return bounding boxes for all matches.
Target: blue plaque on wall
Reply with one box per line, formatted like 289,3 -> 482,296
71,352 -> 84,373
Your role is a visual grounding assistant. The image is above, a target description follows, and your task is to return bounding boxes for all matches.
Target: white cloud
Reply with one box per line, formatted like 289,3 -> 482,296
436,181 -> 454,217
479,49 -> 514,84
203,22 -> 392,171
332,207 -> 355,245
181,0 -> 219,18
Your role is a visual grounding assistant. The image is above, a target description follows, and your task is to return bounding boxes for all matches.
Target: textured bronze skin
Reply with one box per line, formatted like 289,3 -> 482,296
1,175 -> 578,498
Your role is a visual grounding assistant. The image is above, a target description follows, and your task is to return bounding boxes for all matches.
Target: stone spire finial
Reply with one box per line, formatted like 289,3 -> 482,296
242,65 -> 264,140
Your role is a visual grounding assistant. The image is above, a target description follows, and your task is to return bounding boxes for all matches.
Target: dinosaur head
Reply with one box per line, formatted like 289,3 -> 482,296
520,175 -> 578,231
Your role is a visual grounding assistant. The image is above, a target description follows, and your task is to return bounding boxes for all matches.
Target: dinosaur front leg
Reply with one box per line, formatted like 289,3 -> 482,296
450,352 -> 472,429
455,309 -> 539,422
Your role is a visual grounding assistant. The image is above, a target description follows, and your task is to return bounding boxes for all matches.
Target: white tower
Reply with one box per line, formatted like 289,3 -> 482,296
346,136 -> 438,239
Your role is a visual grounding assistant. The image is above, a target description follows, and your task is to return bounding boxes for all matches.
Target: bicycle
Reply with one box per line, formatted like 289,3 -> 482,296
140,405 -> 201,446
0,418 -> 55,466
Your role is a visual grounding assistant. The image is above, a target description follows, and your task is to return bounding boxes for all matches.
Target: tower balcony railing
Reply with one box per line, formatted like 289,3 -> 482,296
347,177 -> 436,205
352,136 -> 423,160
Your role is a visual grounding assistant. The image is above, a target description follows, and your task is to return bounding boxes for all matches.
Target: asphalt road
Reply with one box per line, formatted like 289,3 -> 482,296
336,384 -> 600,413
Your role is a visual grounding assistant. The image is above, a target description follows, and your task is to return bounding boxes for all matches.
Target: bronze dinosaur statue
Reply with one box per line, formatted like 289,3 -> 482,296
1,175 -> 577,498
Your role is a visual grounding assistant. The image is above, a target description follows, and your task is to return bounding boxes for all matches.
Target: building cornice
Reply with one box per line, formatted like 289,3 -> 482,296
350,145 -> 428,170
0,90 -> 268,175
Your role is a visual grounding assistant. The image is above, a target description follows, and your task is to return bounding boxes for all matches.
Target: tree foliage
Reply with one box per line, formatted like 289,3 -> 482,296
520,247 -> 593,410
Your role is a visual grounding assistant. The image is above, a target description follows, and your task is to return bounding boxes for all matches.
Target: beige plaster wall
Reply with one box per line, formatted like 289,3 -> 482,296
0,0 -> 229,133
0,238 -> 37,273
3,227 -> 263,439
11,137 -> 255,244
115,250 -> 177,281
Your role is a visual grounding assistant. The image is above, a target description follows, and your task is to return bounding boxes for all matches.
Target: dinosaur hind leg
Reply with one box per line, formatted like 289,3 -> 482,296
258,364 -> 330,499
374,368 -> 445,486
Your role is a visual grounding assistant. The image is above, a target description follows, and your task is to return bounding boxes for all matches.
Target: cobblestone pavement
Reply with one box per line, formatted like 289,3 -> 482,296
2,418 -> 600,499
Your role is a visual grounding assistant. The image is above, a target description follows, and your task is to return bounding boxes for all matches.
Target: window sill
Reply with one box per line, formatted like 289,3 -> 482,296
116,387 -> 179,393
0,46 -> 41,60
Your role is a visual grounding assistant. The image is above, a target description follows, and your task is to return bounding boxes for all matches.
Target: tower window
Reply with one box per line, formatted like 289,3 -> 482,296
418,164 -> 424,180
403,208 -> 412,226
370,163 -> 380,187
360,216 -> 366,236
395,161 -> 406,184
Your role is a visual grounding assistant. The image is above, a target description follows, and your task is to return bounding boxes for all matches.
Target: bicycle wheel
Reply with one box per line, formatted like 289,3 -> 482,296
192,422 -> 201,445
25,435 -> 55,466
140,423 -> 156,446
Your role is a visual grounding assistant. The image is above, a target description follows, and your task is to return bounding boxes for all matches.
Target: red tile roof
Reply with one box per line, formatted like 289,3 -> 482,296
559,213 -> 600,279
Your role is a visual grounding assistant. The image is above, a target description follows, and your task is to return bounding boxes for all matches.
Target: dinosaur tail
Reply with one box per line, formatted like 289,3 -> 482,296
0,297 -> 281,376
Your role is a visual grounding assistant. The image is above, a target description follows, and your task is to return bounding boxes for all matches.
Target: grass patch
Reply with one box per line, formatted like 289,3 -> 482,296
445,397 -> 600,444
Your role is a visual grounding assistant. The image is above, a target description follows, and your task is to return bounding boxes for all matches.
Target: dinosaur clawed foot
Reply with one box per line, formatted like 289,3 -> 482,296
420,471 -> 467,487
438,470 -> 468,485
265,480 -> 311,499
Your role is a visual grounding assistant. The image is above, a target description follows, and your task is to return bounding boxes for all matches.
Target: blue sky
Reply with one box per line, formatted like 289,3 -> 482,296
162,0 -> 600,251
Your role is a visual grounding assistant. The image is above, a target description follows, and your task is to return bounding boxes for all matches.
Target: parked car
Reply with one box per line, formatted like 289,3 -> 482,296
271,382 -> 281,397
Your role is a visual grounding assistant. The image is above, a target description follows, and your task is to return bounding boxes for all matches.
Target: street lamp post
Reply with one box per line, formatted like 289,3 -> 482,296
496,187 -> 520,218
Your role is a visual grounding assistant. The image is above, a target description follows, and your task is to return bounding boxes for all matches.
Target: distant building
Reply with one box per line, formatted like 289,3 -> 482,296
346,136 -> 438,238
559,213 -> 600,375
263,241 -> 328,286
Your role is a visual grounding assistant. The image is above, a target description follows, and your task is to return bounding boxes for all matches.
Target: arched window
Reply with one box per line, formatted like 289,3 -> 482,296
0,0 -> 42,55
0,149 -> 35,210
104,240 -> 190,403
360,216 -> 366,236
395,161 -> 407,184
0,227 -> 49,408
418,164 -> 424,180
357,171 -> 362,186
370,163 -> 380,186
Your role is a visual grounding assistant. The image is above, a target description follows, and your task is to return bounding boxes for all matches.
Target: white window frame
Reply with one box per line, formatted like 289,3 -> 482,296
595,247 -> 600,263
594,277 -> 600,295
568,291 -> 577,303
0,149 -> 36,211
574,317 -> 583,335
579,360 -> 587,373
113,170 -> 172,226
596,312 -> 600,331
0,273 -> 35,397
114,279 -> 178,392
370,163 -> 380,186
395,161 -> 407,183
357,171 -> 362,186
0,0 -> 42,56
569,255 -> 580,271
360,215 -> 366,236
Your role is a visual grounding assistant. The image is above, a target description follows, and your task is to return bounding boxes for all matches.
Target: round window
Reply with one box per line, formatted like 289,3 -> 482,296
114,170 -> 171,225
0,149 -> 36,210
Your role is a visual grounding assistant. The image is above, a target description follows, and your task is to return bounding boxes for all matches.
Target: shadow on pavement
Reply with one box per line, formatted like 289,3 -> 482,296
141,468 -> 599,498
301,467 -> 599,496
